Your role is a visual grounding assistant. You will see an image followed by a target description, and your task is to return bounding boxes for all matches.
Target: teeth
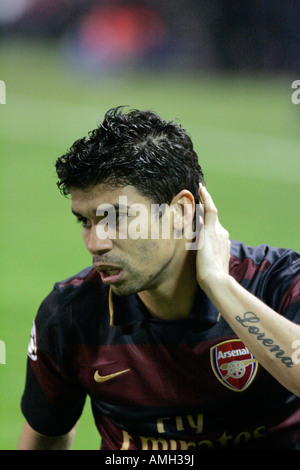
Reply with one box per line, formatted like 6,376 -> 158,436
105,269 -> 120,275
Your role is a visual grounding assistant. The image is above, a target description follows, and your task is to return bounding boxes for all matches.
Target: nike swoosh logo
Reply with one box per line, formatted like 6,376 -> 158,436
94,368 -> 130,383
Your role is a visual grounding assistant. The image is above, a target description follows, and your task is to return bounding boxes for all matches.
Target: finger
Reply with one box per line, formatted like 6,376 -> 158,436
199,184 -> 217,211
197,207 -> 205,250
199,184 -> 218,223
198,183 -> 205,205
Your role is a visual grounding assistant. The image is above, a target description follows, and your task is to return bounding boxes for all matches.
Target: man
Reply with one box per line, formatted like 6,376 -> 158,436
18,107 -> 300,450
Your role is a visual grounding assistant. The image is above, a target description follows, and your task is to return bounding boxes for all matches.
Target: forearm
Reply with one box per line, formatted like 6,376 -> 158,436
202,274 -> 300,397
18,422 -> 77,450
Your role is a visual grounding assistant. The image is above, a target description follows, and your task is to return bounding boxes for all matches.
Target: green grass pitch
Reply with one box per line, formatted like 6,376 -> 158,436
0,41 -> 299,450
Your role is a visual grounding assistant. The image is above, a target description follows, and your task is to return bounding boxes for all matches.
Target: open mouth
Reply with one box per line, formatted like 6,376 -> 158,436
94,265 -> 123,284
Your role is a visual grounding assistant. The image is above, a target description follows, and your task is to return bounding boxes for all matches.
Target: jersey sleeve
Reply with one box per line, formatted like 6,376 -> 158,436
262,248 -> 300,324
21,286 -> 87,436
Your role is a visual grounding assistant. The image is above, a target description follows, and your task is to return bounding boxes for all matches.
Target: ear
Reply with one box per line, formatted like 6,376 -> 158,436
170,190 -> 195,235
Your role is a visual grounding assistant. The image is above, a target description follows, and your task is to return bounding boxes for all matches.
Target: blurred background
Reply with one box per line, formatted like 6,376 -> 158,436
1,0 -> 300,450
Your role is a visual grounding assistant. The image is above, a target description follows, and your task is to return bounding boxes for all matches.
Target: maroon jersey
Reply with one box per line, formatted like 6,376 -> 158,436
21,241 -> 300,449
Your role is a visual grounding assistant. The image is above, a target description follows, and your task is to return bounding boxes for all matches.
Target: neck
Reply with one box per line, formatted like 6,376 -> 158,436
137,250 -> 198,321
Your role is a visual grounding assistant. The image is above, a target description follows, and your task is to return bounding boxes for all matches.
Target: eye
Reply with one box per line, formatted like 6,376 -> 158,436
76,217 -> 92,229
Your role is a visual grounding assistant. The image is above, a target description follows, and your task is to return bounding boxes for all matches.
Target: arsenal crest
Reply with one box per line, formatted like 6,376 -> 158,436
210,339 -> 258,392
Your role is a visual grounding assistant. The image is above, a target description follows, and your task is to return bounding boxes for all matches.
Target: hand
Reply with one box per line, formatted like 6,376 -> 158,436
196,184 -> 231,291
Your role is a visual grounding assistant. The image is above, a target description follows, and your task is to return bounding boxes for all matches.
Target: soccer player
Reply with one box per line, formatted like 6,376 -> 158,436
18,107 -> 300,450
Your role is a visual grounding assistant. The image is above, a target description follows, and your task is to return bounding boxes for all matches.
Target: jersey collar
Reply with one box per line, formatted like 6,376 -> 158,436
108,287 -> 220,331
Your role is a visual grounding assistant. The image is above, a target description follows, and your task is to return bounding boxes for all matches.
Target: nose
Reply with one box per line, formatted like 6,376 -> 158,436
85,224 -> 113,255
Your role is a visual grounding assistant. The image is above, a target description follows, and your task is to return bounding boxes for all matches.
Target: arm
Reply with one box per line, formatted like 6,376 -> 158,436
18,422 -> 77,450
196,184 -> 300,397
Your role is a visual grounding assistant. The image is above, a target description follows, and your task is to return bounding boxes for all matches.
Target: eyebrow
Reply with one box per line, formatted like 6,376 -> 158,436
71,204 -> 129,218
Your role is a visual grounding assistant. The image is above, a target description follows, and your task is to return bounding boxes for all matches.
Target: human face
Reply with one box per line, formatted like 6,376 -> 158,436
71,184 -> 178,296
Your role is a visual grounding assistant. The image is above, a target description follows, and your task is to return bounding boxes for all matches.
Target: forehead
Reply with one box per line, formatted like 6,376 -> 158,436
70,184 -> 151,211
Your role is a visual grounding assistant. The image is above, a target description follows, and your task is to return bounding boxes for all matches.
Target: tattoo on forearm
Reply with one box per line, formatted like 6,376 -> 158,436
235,311 -> 294,368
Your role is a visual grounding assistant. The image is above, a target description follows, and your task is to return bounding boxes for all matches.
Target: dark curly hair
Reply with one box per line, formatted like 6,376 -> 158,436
55,106 -> 205,206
